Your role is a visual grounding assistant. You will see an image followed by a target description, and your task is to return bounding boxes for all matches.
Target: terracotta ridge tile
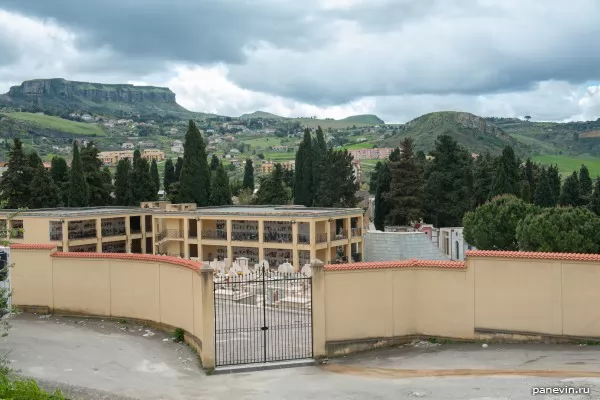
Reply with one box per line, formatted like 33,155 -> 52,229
51,251 -> 201,271
466,250 -> 600,262
9,243 -> 57,250
324,258 -> 466,271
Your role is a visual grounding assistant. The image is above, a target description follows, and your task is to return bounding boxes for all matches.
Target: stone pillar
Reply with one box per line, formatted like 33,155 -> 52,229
151,217 -> 157,255
62,220 -> 69,252
292,221 -> 299,271
183,218 -> 190,259
311,259 -> 326,359
197,219 -> 203,261
141,216 -> 147,254
96,218 -> 102,253
309,221 -> 316,260
200,265 -> 216,370
258,220 -> 264,261
226,219 -> 233,267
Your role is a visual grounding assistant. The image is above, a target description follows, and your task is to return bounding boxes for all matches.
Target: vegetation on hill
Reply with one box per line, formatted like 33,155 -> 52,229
239,111 -> 284,120
0,112 -> 106,136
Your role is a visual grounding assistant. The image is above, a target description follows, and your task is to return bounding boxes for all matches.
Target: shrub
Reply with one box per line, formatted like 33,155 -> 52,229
0,373 -> 65,399
516,207 -> 600,253
172,328 -> 185,343
463,195 -> 539,250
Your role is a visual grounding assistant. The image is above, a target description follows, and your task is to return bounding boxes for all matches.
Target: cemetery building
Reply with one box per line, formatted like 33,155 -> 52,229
0,202 -> 365,270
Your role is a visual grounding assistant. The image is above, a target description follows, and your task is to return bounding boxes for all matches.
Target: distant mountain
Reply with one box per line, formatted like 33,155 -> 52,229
381,111 -> 527,156
238,111 -> 385,129
238,111 -> 285,120
0,78 -> 194,117
339,114 -> 384,125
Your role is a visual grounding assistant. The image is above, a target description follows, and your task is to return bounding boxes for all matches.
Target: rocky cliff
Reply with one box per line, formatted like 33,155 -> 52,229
2,78 -> 190,116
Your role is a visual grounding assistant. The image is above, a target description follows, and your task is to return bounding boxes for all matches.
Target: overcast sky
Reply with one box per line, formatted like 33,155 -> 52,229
1,0 -> 600,123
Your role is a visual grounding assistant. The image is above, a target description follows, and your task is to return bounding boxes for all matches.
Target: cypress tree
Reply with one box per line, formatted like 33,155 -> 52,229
559,171 -> 581,206
209,162 -> 233,206
150,159 -> 160,194
80,142 -> 111,206
174,157 -> 184,180
472,152 -> 496,206
163,158 -> 176,194
374,162 -> 391,231
533,168 -> 555,207
547,165 -> 562,203
114,159 -> 133,206
579,164 -> 593,203
524,158 -> 536,195
314,149 -> 358,208
254,163 -> 289,205
312,126 -> 327,200
385,137 -> 424,226
210,154 -> 220,171
130,149 -> 156,203
293,140 -> 305,204
589,178 -> 600,216
68,141 -> 89,207
242,159 -> 255,190
179,120 -> 211,205
294,129 -> 314,206
50,156 -> 70,206
0,138 -> 33,209
29,152 -> 61,208
490,146 -> 520,197
369,162 -> 383,195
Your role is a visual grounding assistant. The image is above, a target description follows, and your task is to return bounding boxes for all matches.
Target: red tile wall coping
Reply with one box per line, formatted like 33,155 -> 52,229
50,252 -> 202,271
466,250 -> 600,262
325,259 -> 466,271
9,243 -> 57,250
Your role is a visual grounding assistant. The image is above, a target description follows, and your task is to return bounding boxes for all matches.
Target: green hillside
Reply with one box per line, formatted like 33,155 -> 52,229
381,111 -> 527,156
237,111 -> 385,129
0,112 -> 106,136
239,111 -> 284,120
339,114 -> 384,125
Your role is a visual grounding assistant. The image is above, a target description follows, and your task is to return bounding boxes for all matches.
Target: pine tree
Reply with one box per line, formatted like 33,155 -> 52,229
101,167 -> 113,205
579,164 -> 593,203
254,163 -> 289,205
294,129 -> 314,206
520,180 -> 532,203
68,141 -> 89,207
472,152 -> 496,206
314,149 -> 358,208
50,156 -> 70,206
163,158 -> 176,194
114,159 -> 133,206
210,154 -> 220,171
424,135 -> 473,227
490,146 -> 520,197
547,165 -> 562,203
242,159 -> 255,190
0,138 -> 33,209
369,162 -> 383,194
150,159 -> 160,195
179,120 -> 211,205
589,178 -> 600,216
389,147 -> 401,162
533,167 -> 555,207
80,142 -> 111,206
524,158 -> 536,196
28,152 -> 61,208
559,171 -> 581,206
373,162 -> 391,231
385,137 -> 424,226
130,150 -> 156,203
209,162 -> 233,206
174,157 -> 184,180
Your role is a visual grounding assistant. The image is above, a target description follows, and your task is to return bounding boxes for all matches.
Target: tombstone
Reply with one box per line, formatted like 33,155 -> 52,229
278,262 -> 294,274
237,257 -> 250,274
301,263 -> 312,277
255,259 -> 269,274
230,260 -> 243,275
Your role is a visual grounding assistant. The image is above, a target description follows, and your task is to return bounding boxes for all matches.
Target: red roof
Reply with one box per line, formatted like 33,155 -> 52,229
10,243 -> 57,250
325,259 -> 466,271
51,252 -> 201,271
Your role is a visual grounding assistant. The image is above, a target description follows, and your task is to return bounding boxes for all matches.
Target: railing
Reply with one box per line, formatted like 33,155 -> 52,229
50,232 -> 63,241
68,231 -> 97,240
315,233 -> 328,243
333,229 -> 348,240
351,228 -> 362,237
232,231 -> 259,241
101,228 -> 126,237
263,232 -> 292,243
156,229 -> 183,241
201,230 -> 227,240
297,234 -> 310,244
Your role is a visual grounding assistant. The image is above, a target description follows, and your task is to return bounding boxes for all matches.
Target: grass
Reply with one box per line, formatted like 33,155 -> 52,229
290,118 -> 376,129
532,154 -> 600,177
241,137 -> 283,149
2,112 -> 106,136
344,142 -> 375,150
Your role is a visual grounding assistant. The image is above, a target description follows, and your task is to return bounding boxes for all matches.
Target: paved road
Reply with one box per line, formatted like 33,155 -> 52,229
5,315 -> 600,399
215,299 -> 312,365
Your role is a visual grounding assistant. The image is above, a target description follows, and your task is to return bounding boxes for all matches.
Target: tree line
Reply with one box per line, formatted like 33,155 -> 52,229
370,134 -> 600,233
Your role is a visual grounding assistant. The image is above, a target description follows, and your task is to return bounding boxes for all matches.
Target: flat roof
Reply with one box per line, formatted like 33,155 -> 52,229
0,205 -> 364,219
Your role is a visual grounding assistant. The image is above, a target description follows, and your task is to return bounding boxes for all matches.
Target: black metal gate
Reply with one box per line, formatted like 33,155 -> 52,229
214,267 -> 313,367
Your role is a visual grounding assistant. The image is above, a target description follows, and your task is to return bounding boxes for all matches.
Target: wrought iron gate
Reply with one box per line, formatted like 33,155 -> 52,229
214,267 -> 312,366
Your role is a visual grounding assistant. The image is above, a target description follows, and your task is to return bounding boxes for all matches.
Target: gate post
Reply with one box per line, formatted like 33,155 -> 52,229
311,259 -> 326,359
200,265 -> 215,370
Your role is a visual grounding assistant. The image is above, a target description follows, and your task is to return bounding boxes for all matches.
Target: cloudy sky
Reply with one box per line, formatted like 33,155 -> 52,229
1,0 -> 600,123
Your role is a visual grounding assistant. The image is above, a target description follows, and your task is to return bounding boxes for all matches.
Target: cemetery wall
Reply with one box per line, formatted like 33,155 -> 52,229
363,231 -> 448,261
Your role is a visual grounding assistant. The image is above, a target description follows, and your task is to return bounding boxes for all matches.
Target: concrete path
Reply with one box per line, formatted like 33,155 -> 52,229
3,315 -> 600,399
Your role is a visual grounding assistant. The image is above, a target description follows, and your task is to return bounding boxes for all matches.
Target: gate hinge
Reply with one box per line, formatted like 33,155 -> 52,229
261,326 -> 269,331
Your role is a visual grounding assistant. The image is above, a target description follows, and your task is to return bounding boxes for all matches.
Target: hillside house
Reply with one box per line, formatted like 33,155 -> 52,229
121,142 -> 135,149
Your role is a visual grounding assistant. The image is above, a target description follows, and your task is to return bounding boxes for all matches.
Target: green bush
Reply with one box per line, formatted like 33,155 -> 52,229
172,328 -> 185,343
463,195 -> 539,250
516,207 -> 600,253
0,373 -> 65,399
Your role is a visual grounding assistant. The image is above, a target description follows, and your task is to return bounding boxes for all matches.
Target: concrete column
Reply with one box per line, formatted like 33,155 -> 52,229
197,219 -> 203,261
62,220 -> 69,252
151,217 -> 157,255
125,216 -> 131,253
200,266 -> 216,370
226,219 -> 233,267
258,220 -> 264,261
96,218 -> 102,253
309,221 -> 316,260
183,218 -> 190,259
292,221 -> 299,271
311,259 -> 326,359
